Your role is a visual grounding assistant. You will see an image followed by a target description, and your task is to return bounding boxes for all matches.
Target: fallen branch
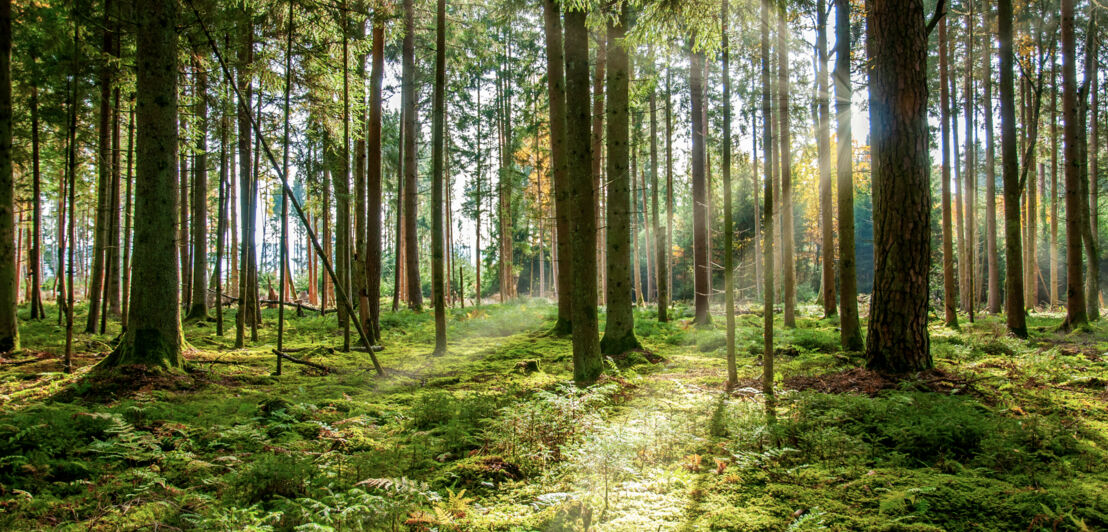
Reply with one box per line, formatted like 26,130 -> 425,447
273,350 -> 336,373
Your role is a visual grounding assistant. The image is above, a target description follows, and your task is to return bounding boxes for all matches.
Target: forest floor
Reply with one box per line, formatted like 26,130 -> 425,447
1,300 -> 1107,531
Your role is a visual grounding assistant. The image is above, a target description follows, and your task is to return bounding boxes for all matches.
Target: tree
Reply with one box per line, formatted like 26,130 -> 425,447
938,17 -> 958,328
690,42 -> 710,326
999,0 -> 1027,336
0,0 -> 16,353
600,1 -> 638,356
430,0 -> 447,354
722,0 -> 737,388
816,0 -> 835,318
985,7 -> 1000,315
542,0 -> 572,334
402,0 -> 422,310
98,0 -> 183,370
834,0 -> 862,351
650,56 -> 667,323
777,0 -> 796,328
864,0 -> 932,373
761,0 -> 776,416
564,4 -> 602,383
366,12 -> 385,340
186,53 -> 209,321
86,0 -> 114,333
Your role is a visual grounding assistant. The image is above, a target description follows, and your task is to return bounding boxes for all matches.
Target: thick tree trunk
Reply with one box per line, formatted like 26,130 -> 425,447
600,2 -> 639,355
543,0 -> 572,333
352,11 -> 370,343
1082,23 -> 1100,320
1060,0 -> 1087,329
999,0 -> 1027,336
565,5 -> 602,382
864,0 -> 933,373
592,33 -> 606,307
235,14 -> 256,348
0,0 -> 15,352
99,0 -> 183,370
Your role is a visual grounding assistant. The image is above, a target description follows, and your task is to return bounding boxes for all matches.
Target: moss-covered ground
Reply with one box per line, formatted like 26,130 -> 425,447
1,300 -> 1107,531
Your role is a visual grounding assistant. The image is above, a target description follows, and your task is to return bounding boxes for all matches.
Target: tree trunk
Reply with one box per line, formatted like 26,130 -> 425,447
835,0 -> 862,350
87,0 -> 114,334
186,55 -> 209,321
99,0 -> 183,370
565,5 -> 603,383
367,13 -> 385,340
650,58 -> 667,323
760,0 -> 776,416
963,8 -> 976,321
1050,66 -> 1059,308
1082,22 -> 1100,320
722,0 -> 737,388
0,0 -> 15,352
863,0 -> 933,373
816,0 -> 835,318
121,103 -> 134,330
985,9 -> 1001,314
999,0 -> 1028,336
1060,0 -> 1087,329
777,0 -> 796,328
592,33 -> 606,308
665,65 -> 674,317
430,0 -> 447,354
690,44 -> 710,325
235,13 -> 256,347
600,2 -> 639,355
402,0 -> 422,310
28,58 -> 43,320
352,10 -> 370,343
939,18 -> 959,328
543,0 -> 572,333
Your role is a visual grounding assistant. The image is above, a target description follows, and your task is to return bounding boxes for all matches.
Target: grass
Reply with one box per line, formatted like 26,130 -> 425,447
0,300 -> 1106,530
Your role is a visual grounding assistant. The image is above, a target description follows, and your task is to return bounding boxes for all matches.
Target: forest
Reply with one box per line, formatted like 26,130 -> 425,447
0,0 -> 1107,529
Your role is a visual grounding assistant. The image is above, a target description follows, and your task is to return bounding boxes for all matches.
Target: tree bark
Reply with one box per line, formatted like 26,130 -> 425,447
985,8 -> 1001,314
402,0 -> 422,310
430,0 -> 447,354
816,0 -> 835,318
543,0 -> 572,333
87,0 -> 114,333
777,0 -> 796,328
864,0 -> 933,373
999,0 -> 1028,336
28,54 -> 43,320
760,0 -> 776,416
600,2 -> 639,355
565,5 -> 602,383
0,0 -> 15,352
690,43 -> 710,325
186,54 -> 209,321
99,0 -> 183,370
367,13 -> 385,339
835,0 -> 862,350
722,0 -> 737,388
939,18 -> 959,328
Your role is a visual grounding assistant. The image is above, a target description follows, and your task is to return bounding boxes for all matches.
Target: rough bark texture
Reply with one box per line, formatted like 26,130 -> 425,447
87,0 -> 113,333
1060,0 -> 1085,328
998,0 -> 1027,335
600,2 -> 639,355
835,0 -> 862,350
543,0 -> 572,334
863,0 -> 933,373
650,68 -> 667,323
564,6 -> 602,383
0,0 -> 16,352
99,0 -> 183,370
